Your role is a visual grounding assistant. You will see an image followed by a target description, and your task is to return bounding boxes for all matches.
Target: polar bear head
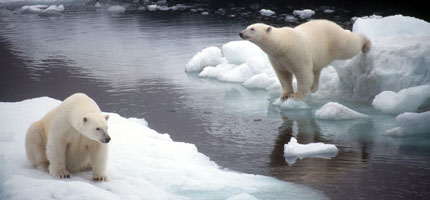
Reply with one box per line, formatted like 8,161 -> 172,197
239,23 -> 273,44
80,113 -> 111,143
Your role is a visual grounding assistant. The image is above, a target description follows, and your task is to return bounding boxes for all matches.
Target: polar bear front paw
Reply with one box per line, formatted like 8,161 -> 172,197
280,92 -> 291,101
289,93 -> 305,100
50,168 -> 71,179
92,175 -> 108,182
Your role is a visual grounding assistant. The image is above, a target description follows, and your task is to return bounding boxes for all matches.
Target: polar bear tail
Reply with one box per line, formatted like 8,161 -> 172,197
361,34 -> 371,53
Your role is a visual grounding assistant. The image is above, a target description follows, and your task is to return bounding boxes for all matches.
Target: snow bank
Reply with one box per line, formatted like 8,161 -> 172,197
353,15 -> 430,40
315,102 -> 368,120
0,97 -> 326,200
335,15 -> 430,101
372,85 -> 430,115
107,5 -> 126,13
293,9 -> 315,19
284,138 -> 338,165
259,9 -> 275,16
384,111 -> 430,136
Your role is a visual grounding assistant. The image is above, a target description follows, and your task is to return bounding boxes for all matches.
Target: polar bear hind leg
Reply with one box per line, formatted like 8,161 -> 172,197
25,121 -> 49,172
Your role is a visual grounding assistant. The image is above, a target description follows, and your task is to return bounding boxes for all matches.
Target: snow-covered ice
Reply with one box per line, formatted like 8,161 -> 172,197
353,15 -> 430,40
315,102 -> 368,120
384,111 -> 430,136
372,85 -> 430,115
186,15 -> 430,105
185,46 -> 224,72
284,138 -> 338,165
273,99 -> 310,110
259,9 -> 275,17
336,15 -> 430,101
293,9 -> 315,19
20,4 -> 64,15
0,97 -> 327,200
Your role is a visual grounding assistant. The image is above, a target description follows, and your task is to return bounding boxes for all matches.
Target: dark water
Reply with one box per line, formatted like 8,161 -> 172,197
1,3 -> 430,199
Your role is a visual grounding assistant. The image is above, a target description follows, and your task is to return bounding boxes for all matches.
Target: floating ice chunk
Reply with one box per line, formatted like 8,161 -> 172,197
201,11 -> 209,15
227,193 -> 258,200
397,112 -> 430,134
315,102 -> 368,120
20,4 -> 64,15
353,15 -> 430,40
384,112 -> 430,136
372,85 -> 430,115
147,5 -> 158,11
284,137 -> 338,165
20,5 -> 48,13
221,41 -> 266,65
45,5 -> 64,12
273,98 -> 310,110
185,46 -> 224,72
218,63 -> 254,83
95,2 -> 102,8
259,9 -> 275,16
323,9 -> 335,14
0,97 -> 327,200
284,14 -> 297,22
243,73 -> 276,89
107,5 -> 126,13
293,9 -> 315,19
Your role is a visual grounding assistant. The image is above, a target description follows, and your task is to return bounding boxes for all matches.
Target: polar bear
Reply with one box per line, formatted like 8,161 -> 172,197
25,93 -> 110,181
239,20 -> 371,100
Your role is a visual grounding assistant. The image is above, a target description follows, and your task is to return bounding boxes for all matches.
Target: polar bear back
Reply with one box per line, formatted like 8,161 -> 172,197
295,20 -> 365,69
58,93 -> 102,128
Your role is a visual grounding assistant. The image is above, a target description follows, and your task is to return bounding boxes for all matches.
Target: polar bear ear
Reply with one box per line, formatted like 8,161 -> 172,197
266,27 -> 272,33
105,114 -> 110,121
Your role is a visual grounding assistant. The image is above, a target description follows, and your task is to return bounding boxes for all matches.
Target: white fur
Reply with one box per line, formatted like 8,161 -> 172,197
240,20 -> 371,100
25,93 -> 110,181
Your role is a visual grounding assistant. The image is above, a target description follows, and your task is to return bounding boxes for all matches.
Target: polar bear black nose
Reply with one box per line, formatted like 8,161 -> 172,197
239,32 -> 243,38
105,137 -> 111,143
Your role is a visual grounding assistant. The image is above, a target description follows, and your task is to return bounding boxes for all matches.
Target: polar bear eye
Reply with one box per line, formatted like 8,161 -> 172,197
96,128 -> 100,131
250,28 -> 255,31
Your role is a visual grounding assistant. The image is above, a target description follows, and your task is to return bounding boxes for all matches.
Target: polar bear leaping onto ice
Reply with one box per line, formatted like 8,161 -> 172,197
240,20 -> 371,100
25,93 -> 110,181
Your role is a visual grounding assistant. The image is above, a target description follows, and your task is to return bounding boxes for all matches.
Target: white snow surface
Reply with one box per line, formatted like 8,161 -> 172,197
292,9 -> 315,19
0,97 -> 327,200
372,85 -> 430,115
284,138 -> 338,165
259,9 -> 275,16
315,102 -> 368,120
384,112 -> 430,136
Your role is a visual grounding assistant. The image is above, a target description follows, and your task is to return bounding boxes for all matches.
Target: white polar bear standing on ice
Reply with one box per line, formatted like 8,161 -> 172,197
240,20 -> 371,100
25,93 -> 111,181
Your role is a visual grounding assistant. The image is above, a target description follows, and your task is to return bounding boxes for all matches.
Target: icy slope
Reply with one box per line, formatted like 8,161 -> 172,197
0,97 -> 326,200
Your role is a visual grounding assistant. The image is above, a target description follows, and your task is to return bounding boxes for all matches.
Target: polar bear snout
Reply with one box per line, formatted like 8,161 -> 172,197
239,31 -> 249,39
101,136 -> 111,144
99,131 -> 111,143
